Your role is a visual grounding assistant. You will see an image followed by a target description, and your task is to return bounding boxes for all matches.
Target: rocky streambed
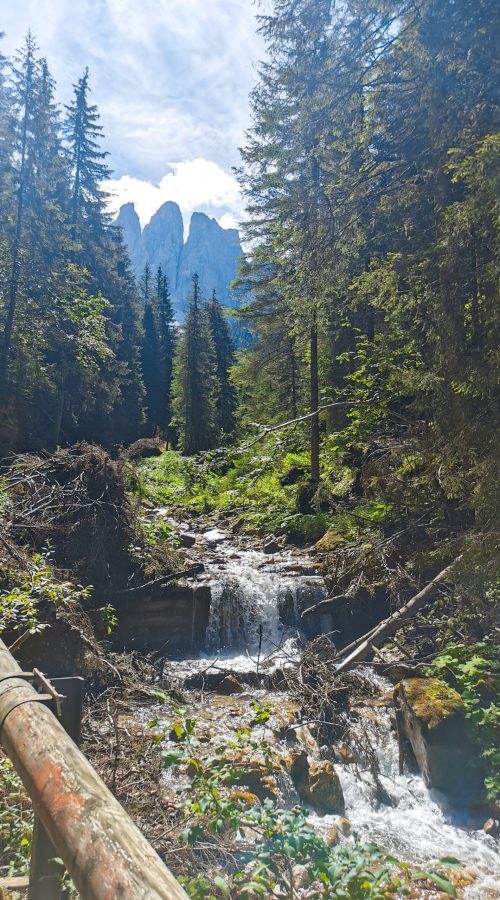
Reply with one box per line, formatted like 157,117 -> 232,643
107,517 -> 500,897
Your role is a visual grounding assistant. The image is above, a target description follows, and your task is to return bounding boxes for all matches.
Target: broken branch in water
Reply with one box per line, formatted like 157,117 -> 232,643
334,556 -> 463,674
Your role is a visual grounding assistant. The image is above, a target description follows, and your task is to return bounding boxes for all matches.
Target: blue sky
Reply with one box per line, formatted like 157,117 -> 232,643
1,0 -> 264,229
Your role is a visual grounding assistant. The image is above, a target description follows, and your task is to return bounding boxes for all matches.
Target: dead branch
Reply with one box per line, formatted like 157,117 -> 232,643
244,399 -> 373,447
334,556 -> 462,674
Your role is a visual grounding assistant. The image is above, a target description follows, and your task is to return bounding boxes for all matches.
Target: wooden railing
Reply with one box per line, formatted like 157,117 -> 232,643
0,638 -> 188,899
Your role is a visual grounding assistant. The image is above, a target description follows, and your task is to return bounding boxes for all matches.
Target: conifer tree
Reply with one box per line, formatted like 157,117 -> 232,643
207,290 -> 235,439
156,266 -> 175,434
140,262 -> 152,303
0,32 -> 39,388
171,274 -> 218,454
64,68 -> 111,244
141,297 -> 163,435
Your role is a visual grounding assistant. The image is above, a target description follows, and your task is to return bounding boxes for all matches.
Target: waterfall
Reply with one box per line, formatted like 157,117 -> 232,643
203,548 -> 326,656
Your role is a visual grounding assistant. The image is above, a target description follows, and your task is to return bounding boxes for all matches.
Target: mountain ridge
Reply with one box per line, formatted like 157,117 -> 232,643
115,201 -> 243,319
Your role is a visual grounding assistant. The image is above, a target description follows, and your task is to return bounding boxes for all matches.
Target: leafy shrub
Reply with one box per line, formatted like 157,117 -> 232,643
0,555 -> 92,635
155,707 -> 458,898
430,640 -> 500,799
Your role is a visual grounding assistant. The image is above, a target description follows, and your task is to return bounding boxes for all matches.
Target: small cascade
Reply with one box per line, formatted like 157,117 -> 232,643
318,672 -> 500,898
147,524 -> 500,895
204,548 -> 327,656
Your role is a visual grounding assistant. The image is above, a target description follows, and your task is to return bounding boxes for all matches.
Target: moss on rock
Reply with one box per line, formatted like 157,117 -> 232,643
400,678 -> 463,729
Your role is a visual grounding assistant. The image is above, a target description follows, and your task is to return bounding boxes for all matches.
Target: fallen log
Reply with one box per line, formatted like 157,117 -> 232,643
334,556 -> 462,675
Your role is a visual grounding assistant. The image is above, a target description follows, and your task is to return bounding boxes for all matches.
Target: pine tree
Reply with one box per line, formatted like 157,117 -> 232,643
207,290 -> 235,439
64,68 -> 111,245
64,69 -> 145,445
0,32 -> 39,388
141,297 -> 163,435
140,262 -> 152,303
171,274 -> 218,454
156,266 -> 175,434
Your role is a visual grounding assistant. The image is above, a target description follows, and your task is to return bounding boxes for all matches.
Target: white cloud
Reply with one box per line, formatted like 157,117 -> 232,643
2,1 -> 264,183
107,158 -> 245,232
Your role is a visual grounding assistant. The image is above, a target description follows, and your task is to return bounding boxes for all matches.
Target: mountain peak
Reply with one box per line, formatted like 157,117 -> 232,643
115,202 -> 244,318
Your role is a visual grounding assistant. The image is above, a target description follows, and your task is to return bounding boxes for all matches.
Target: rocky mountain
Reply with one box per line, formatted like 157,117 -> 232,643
114,201 -> 243,319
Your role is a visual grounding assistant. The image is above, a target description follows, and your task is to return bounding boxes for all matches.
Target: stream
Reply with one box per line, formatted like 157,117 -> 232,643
149,519 -> 500,897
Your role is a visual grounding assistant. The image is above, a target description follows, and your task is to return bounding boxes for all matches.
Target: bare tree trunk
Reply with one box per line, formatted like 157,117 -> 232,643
310,317 -> 320,483
0,59 -> 33,389
335,557 -> 462,674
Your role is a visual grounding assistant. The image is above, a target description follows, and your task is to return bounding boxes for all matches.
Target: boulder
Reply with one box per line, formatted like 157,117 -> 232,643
288,750 -> 345,815
395,678 -> 480,798
308,760 -> 345,815
179,532 -> 196,548
483,818 -> 500,838
215,674 -> 244,696
263,539 -> 282,554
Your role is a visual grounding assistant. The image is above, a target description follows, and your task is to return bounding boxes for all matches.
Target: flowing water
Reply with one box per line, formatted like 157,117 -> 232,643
166,524 -> 500,896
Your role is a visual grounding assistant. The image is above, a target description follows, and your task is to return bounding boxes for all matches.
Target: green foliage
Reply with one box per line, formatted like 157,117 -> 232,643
158,707 -> 457,899
171,274 -> 219,454
430,638 -> 500,799
137,440 -> 323,535
0,555 -> 92,634
0,758 -> 33,878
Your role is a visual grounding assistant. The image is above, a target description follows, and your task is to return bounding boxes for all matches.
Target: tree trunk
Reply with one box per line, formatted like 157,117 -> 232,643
310,318 -> 320,483
0,62 -> 33,389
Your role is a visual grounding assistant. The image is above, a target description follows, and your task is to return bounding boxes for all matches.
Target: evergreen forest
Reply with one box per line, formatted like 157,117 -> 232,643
0,1 -> 499,897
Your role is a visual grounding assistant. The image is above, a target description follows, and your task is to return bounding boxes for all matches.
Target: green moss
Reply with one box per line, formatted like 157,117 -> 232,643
315,529 -> 345,553
402,678 -> 464,729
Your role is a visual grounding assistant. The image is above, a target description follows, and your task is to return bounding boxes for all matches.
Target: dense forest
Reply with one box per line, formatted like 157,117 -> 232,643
0,0 -> 499,897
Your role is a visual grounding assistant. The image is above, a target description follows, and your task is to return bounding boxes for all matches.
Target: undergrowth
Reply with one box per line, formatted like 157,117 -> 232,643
153,706 -> 460,899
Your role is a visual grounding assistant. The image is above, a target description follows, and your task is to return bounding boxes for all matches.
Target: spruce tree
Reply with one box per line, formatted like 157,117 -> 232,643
141,297 -> 163,435
156,266 -> 175,434
171,274 -> 217,454
64,68 -> 111,244
207,290 -> 235,439
0,32 -> 39,388
140,262 -> 152,303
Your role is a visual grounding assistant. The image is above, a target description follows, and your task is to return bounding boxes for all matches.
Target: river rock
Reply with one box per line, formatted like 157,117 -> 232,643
263,538 -> 282,554
395,678 -> 479,798
325,817 -> 351,846
288,750 -> 345,815
483,818 -> 500,838
215,674 -> 244,695
179,532 -> 196,548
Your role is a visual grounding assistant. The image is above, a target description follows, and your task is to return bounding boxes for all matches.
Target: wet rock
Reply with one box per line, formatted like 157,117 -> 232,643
294,725 -> 320,756
338,816 -> 351,836
203,528 -> 226,546
288,750 -> 345,815
308,760 -> 345,815
216,674 -> 244,695
334,743 -> 357,764
179,532 -> 196,548
395,678 -> 481,799
325,825 -> 340,846
263,538 -> 282,554
217,751 -> 279,801
300,587 -> 389,646
324,817 -> 351,846
483,818 -> 500,838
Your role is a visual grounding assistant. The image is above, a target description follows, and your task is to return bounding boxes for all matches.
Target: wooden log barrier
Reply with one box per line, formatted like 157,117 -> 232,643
0,638 -> 188,899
